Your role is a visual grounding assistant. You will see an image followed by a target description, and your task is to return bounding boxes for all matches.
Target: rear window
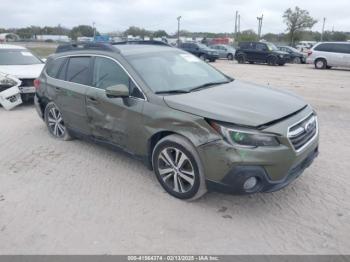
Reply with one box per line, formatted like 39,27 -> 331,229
239,42 -> 253,49
0,49 -> 43,65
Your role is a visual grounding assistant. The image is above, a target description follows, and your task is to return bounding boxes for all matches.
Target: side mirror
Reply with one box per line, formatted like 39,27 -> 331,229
105,84 -> 129,98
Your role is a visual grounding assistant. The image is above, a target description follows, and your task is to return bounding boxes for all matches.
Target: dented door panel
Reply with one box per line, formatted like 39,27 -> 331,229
86,87 -> 144,151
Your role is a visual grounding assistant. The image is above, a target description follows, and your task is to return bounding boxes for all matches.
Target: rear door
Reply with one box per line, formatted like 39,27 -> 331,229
86,56 -> 145,151
46,56 -> 92,134
255,43 -> 269,62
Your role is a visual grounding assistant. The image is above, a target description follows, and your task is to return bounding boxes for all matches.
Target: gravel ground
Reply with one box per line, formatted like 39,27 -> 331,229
0,62 -> 349,255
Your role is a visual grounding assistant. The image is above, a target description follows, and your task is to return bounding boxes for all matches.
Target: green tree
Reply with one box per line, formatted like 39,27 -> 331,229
70,25 -> 98,40
283,7 -> 317,45
236,30 -> 258,42
124,26 -> 150,38
152,30 -> 168,38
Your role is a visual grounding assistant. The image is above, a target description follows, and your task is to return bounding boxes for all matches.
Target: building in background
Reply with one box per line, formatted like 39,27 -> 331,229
35,35 -> 70,42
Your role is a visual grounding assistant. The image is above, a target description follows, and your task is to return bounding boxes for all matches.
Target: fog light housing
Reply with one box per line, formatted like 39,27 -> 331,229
243,177 -> 258,191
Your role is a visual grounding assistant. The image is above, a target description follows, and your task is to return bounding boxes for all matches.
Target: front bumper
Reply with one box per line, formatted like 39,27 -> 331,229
197,106 -> 319,195
206,146 -> 318,194
205,53 -> 219,60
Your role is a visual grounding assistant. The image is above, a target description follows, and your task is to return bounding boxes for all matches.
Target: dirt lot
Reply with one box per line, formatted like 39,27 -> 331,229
0,61 -> 349,254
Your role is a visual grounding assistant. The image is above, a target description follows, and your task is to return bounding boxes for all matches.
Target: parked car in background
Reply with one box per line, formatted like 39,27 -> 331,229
179,42 -> 219,62
0,44 -> 45,102
278,46 -> 306,64
235,42 -> 290,66
210,44 -> 236,60
34,42 -> 319,200
306,42 -> 350,69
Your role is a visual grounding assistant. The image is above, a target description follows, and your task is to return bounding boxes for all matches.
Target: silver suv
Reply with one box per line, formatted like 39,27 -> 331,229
307,42 -> 350,69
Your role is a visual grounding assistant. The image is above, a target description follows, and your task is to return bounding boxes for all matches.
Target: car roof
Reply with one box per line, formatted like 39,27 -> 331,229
0,44 -> 27,50
115,44 -> 177,56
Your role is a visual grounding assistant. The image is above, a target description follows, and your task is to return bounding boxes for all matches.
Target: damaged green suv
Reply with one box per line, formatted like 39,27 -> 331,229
34,42 -> 319,200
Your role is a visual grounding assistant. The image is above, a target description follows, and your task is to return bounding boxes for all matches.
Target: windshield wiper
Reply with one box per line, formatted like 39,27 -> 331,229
189,80 -> 232,92
155,90 -> 190,95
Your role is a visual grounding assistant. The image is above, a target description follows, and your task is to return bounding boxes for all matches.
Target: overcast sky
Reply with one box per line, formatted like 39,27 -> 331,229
1,0 -> 349,34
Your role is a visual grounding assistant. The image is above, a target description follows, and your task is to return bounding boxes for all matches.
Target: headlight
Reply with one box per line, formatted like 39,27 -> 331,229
209,121 -> 280,148
0,73 -> 19,88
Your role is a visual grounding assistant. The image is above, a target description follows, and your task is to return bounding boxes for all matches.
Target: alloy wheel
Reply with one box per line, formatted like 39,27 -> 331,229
47,106 -> 66,137
157,147 -> 195,194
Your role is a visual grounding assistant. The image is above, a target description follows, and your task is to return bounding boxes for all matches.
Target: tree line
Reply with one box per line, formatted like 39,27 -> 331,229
1,7 -> 349,44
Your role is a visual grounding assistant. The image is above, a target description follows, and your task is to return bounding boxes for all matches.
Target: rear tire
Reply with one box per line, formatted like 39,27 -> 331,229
315,58 -> 327,69
44,102 -> 73,141
152,134 -> 207,200
236,54 -> 246,64
209,59 -> 216,62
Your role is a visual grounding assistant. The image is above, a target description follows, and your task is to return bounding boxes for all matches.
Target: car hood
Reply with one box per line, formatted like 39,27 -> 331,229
275,50 -> 289,56
163,80 -> 307,127
0,64 -> 44,79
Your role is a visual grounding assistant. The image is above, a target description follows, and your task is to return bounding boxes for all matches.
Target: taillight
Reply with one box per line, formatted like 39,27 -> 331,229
307,51 -> 312,57
34,79 -> 41,90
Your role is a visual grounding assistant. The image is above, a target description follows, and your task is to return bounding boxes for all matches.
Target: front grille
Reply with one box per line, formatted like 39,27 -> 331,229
19,78 -> 35,87
288,113 -> 318,151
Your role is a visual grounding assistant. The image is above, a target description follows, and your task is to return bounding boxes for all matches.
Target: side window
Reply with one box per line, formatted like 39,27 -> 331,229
66,57 -> 91,85
46,57 -> 65,78
57,58 -> 69,80
256,43 -> 266,51
315,43 -> 333,52
93,57 -> 129,90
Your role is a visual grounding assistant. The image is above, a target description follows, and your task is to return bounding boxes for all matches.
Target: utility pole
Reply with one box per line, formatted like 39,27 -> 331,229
234,10 -> 238,39
257,14 -> 263,40
321,17 -> 326,41
177,16 -> 182,46
238,14 -> 241,33
93,22 -> 96,39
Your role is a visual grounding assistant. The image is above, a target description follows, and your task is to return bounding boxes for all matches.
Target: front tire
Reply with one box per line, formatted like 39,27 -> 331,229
152,135 -> 207,200
227,53 -> 234,60
293,57 -> 301,64
44,102 -> 73,141
267,56 -> 277,66
199,54 -> 206,61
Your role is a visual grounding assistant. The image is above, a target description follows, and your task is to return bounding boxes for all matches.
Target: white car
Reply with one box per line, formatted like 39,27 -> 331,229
306,42 -> 350,69
0,44 -> 45,102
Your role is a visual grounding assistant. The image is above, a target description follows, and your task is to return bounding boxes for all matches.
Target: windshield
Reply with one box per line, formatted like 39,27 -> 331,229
287,46 -> 299,52
127,51 -> 230,93
196,43 -> 210,49
266,43 -> 278,51
0,49 -> 43,65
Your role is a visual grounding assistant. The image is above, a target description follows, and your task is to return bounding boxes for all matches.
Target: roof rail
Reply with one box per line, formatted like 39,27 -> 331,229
112,40 -> 171,47
55,42 -> 118,53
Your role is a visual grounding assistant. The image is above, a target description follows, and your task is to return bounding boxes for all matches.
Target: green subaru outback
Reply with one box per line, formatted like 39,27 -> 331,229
34,42 -> 319,200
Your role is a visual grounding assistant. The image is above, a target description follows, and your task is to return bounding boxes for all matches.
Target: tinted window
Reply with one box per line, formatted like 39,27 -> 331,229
256,43 -> 266,51
46,58 -> 66,78
93,57 -> 129,90
57,58 -> 68,80
66,57 -> 91,85
315,43 -> 334,52
334,44 -> 350,54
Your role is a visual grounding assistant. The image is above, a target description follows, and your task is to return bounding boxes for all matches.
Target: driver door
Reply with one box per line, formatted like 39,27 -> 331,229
85,56 -> 145,151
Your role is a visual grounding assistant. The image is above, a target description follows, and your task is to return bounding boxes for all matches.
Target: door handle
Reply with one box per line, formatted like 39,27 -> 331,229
87,96 -> 99,104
